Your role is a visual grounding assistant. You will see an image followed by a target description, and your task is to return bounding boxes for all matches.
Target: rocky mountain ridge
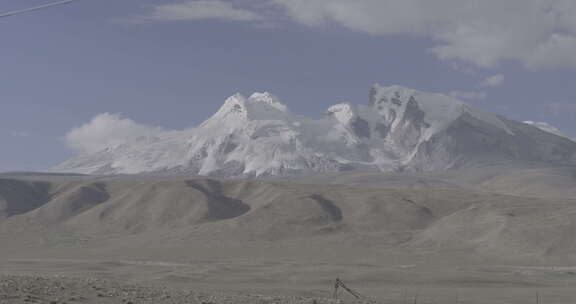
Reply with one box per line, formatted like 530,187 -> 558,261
53,85 -> 576,176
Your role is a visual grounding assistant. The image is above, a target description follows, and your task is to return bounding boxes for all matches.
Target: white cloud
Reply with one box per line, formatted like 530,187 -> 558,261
142,1 -> 576,69
65,113 -> 164,154
270,0 -> 576,70
148,1 -> 263,22
449,90 -> 487,101
526,33 -> 576,69
479,74 -> 505,88
270,0 -> 430,34
143,0 -> 576,70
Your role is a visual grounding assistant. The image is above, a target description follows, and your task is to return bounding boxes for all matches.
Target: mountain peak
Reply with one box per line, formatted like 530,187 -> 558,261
370,84 -> 416,105
327,103 -> 357,125
215,93 -> 248,117
54,85 -> 576,177
202,92 -> 293,129
248,92 -> 288,113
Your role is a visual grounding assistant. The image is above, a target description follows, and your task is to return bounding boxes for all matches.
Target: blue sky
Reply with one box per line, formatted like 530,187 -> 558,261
1,0 -> 575,171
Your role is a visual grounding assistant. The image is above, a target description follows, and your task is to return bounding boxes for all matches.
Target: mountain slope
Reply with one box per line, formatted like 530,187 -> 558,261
53,85 -> 576,177
3,174 -> 576,263
523,121 -> 576,142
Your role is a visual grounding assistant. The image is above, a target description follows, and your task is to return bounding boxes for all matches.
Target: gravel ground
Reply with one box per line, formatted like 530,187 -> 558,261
0,275 -> 357,304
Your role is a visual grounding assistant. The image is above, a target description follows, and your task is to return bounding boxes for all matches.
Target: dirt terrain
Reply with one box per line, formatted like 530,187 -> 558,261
0,274 -> 342,304
2,170 -> 576,303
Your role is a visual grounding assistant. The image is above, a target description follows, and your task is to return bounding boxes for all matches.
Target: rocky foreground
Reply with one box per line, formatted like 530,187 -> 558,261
0,275 -> 347,304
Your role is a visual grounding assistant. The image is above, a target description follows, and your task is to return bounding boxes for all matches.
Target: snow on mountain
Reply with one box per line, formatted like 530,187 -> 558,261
53,85 -> 576,177
523,121 -> 575,142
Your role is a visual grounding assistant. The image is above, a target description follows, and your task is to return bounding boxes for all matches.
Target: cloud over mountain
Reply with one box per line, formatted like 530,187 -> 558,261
64,113 -> 164,154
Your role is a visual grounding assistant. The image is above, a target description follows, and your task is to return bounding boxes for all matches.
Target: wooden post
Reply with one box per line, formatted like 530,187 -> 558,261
333,278 -> 340,299
403,288 -> 408,304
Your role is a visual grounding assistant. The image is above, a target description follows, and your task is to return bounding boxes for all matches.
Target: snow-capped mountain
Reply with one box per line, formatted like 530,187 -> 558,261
523,121 -> 575,142
53,85 -> 576,177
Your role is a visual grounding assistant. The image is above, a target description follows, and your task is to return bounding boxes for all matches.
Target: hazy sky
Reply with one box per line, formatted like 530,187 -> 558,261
1,0 -> 575,172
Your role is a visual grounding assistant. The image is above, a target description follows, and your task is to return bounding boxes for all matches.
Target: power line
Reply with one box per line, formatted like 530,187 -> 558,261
0,0 -> 80,18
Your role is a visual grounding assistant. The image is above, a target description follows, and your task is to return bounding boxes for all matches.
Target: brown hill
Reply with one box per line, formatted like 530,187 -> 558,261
1,172 -> 576,264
